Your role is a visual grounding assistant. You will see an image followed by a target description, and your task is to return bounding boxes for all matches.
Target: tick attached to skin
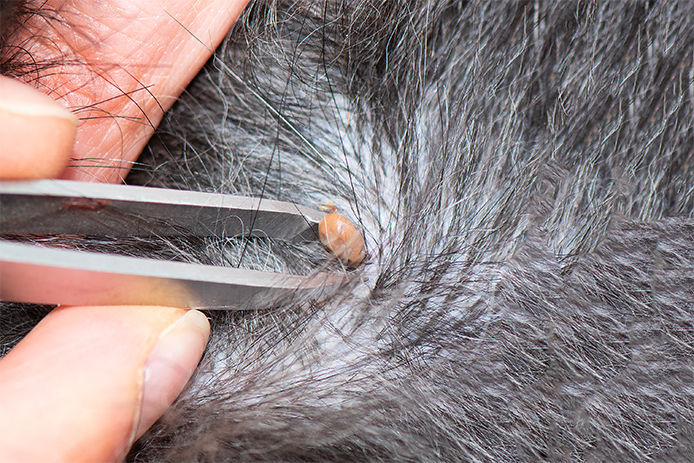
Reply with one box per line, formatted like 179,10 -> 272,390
318,213 -> 365,267
318,200 -> 338,213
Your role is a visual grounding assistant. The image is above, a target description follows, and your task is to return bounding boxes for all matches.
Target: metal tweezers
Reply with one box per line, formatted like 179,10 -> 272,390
0,180 -> 344,309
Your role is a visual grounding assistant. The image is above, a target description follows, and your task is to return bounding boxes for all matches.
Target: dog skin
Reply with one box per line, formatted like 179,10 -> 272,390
2,1 -> 694,461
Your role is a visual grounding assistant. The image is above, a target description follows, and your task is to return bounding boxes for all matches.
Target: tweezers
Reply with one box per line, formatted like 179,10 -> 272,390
0,180 -> 345,309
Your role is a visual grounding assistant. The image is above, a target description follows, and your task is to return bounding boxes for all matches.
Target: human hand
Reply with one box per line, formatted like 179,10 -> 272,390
0,0 -> 248,460
2,0 -> 248,183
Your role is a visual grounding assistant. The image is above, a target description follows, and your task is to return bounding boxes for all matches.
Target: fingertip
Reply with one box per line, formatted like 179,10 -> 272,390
0,305 -> 209,463
131,310 -> 210,445
0,76 -> 77,179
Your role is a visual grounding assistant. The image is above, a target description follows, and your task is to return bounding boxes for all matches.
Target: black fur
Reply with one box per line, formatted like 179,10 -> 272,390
2,1 -> 694,461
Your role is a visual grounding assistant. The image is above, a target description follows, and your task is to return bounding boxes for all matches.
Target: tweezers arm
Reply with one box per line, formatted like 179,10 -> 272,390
0,241 -> 343,309
0,180 -> 323,241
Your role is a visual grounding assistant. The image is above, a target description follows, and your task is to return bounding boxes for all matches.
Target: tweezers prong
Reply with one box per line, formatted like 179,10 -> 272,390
0,179 -> 323,242
0,241 -> 344,309
0,180 -> 345,310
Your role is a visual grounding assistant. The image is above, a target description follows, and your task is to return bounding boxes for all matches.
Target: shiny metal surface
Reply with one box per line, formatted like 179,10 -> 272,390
0,180 -> 345,309
0,241 -> 344,309
0,179 -> 322,241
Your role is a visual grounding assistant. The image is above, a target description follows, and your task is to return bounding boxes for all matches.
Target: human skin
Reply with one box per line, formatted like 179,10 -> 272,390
8,0 -> 249,183
0,0 -> 249,461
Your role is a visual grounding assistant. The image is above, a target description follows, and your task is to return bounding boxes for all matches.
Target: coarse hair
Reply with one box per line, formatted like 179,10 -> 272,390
2,1 -> 694,461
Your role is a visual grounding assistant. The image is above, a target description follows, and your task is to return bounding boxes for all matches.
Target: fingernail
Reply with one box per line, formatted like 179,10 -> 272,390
132,310 -> 210,442
0,76 -> 77,179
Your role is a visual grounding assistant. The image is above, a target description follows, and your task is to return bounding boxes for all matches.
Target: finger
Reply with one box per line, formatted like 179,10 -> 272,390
0,305 -> 210,463
11,0 -> 250,183
0,76 -> 77,179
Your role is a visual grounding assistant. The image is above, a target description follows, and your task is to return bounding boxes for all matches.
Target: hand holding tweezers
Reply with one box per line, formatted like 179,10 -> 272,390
0,180 -> 345,309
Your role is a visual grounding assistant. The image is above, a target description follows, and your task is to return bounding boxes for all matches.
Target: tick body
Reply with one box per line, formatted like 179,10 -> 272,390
318,213 -> 365,267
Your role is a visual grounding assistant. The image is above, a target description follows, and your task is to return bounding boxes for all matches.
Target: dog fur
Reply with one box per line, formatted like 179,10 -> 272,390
2,1 -> 694,461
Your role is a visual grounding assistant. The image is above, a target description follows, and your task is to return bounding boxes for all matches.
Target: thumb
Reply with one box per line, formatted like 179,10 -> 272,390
0,71 -> 210,463
0,306 -> 210,462
0,76 -> 77,179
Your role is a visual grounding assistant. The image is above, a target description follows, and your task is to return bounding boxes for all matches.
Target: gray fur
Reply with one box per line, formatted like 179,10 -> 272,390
2,0 -> 694,461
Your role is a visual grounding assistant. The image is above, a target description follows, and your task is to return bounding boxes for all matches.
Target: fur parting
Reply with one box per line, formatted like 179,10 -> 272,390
1,1 -> 694,461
